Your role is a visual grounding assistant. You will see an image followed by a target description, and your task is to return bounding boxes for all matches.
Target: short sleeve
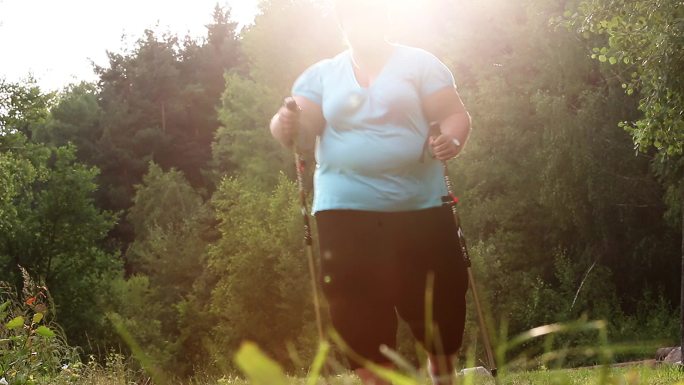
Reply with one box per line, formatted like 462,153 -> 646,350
419,53 -> 456,98
292,61 -> 325,105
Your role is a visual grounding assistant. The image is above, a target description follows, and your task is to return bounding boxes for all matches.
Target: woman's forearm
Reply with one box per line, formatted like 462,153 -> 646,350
270,113 -> 293,148
440,111 -> 472,148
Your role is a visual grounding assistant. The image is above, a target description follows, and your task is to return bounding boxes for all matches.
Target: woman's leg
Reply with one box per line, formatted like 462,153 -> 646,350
393,206 -> 469,383
315,210 -> 401,377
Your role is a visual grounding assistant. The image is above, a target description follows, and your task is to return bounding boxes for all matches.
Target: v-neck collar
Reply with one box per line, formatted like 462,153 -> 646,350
347,44 -> 400,90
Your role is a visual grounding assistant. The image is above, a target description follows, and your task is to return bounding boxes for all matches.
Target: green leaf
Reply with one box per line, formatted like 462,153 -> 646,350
598,55 -> 607,62
0,300 -> 10,313
35,325 -> 55,337
32,312 -> 43,324
6,316 -> 24,330
234,342 -> 288,385
600,47 -> 608,54
609,57 -> 617,65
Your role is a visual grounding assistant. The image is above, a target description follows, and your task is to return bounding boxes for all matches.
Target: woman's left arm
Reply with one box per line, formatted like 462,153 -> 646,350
423,87 -> 472,160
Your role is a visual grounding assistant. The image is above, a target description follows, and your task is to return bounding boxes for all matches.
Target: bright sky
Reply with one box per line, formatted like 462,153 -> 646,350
0,0 -> 260,91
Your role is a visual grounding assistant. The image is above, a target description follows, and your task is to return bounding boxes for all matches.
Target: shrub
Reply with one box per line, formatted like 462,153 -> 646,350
0,267 -> 79,385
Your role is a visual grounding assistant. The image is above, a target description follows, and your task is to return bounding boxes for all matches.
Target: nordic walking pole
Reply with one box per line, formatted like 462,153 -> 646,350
430,123 -> 499,379
285,97 -> 325,343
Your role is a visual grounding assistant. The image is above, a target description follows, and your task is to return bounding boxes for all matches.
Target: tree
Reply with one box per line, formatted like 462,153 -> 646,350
125,162 -> 212,373
93,6 -> 241,202
45,6 -> 241,249
426,0 -> 680,362
211,0 -> 341,187
0,79 -> 53,138
205,175 -> 318,369
33,82 -> 103,163
569,0 -> 684,352
1,80 -> 121,350
0,142 -> 121,347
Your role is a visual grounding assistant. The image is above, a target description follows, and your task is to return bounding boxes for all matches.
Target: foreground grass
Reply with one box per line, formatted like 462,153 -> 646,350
504,365 -> 683,385
61,364 -> 683,385
205,366 -> 683,385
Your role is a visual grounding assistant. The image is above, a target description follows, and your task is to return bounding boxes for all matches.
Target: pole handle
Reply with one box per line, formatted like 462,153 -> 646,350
285,97 -> 299,112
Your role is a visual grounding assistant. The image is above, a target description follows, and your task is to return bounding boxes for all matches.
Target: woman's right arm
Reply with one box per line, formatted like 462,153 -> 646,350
270,96 -> 325,150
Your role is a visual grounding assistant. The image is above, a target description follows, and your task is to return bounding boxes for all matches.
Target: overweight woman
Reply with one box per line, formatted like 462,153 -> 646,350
269,1 -> 472,384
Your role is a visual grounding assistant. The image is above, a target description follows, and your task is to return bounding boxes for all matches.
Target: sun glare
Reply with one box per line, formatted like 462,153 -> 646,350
0,0 -> 453,90
389,0 -> 448,47
0,0 -> 259,91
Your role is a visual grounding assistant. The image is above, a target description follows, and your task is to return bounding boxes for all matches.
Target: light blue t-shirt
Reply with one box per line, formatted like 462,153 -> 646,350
292,44 -> 456,214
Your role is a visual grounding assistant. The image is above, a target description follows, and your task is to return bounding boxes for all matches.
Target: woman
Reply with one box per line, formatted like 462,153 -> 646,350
269,1 -> 471,384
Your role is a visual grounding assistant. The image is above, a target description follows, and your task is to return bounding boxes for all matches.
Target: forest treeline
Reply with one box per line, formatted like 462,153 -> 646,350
1,0 -> 682,378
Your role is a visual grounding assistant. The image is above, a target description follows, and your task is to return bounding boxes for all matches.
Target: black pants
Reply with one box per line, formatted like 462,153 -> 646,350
315,205 -> 469,369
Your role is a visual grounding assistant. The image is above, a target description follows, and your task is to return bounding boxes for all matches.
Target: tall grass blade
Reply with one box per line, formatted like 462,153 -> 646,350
107,312 -> 169,385
306,341 -> 330,385
329,329 -> 420,385
234,341 -> 288,385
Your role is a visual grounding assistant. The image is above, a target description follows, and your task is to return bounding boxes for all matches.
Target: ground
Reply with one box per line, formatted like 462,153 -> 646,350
211,365 -> 683,385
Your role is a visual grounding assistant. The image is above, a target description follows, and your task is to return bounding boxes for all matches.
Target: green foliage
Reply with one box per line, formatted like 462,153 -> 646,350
33,82 -> 103,163
0,136 -> 46,234
567,0 -> 684,353
0,81 -> 121,351
2,0 -> 683,380
119,162 -> 211,374
107,312 -> 170,385
569,0 -> 684,157
205,175 -> 316,369
127,162 -> 209,324
211,0 -> 341,187
90,8 -> 241,201
0,267 -> 79,385
0,79 -> 53,137
212,73 -> 286,187
513,253 -> 677,365
0,141 -> 121,348
504,366 -> 684,385
128,162 -> 205,243
226,320 -> 683,385
104,276 -> 169,368
21,9 -> 242,256
406,0 -> 683,368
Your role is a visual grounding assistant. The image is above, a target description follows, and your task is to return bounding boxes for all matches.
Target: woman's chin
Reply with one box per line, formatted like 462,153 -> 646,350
348,38 -> 389,53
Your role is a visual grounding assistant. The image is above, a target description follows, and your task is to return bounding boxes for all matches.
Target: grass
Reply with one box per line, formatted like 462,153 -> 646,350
6,283 -> 680,385
504,365 -> 684,385
53,363 -> 683,385
56,319 -> 683,385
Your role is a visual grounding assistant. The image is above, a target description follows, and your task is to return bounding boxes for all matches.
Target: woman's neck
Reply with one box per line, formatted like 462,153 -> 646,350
350,41 -> 393,71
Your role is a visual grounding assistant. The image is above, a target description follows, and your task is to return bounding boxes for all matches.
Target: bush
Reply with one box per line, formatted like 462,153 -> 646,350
0,267 -> 79,385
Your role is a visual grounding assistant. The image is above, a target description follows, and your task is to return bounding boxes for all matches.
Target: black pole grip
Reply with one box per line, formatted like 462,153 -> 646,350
284,97 -> 299,112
